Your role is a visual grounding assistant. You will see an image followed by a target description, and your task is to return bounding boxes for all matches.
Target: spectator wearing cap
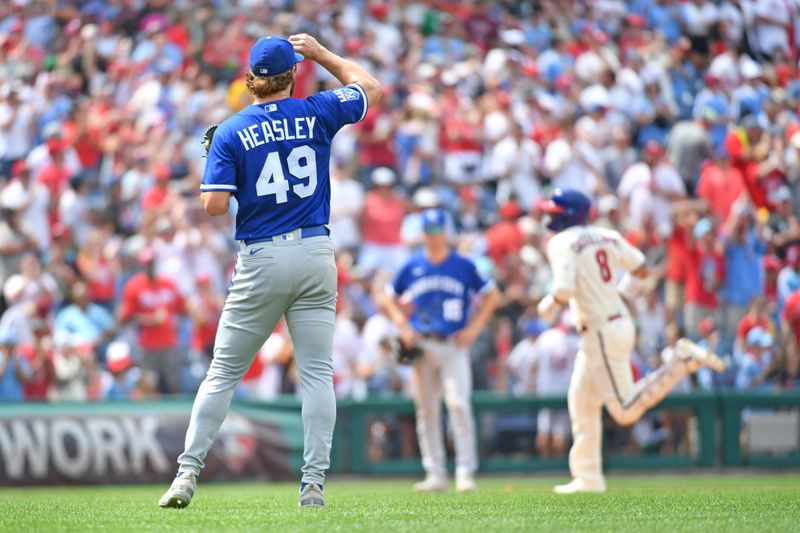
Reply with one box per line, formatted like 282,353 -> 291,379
0,81 -> 34,180
684,217 -> 725,339
696,145 -> 745,223
141,163 -> 172,211
719,199 -> 767,349
49,336 -> 95,402
0,329 -> 30,401
735,296 -> 774,356
359,167 -> 407,273
0,160 -> 50,251
36,137 -> 74,200
98,340 -> 145,400
777,244 -> 800,316
118,248 -> 186,394
400,187 -> 455,250
24,122 -> 82,179
485,201 -> 523,268
54,280 -> 115,349
735,327 -> 776,391
329,160 -> 365,253
695,316 -> 725,389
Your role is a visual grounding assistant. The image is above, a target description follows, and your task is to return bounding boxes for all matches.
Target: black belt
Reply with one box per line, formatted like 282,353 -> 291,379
243,225 -> 329,246
422,333 -> 448,342
577,313 -> 622,333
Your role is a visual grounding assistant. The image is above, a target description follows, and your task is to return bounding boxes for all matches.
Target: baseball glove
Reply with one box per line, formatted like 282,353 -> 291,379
201,124 -> 218,157
388,337 -> 424,365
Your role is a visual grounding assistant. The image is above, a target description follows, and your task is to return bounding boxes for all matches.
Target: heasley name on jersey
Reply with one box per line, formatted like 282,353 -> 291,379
407,275 -> 466,299
236,116 -> 318,151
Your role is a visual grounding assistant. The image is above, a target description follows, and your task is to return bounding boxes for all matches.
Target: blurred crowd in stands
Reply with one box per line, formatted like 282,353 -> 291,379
0,0 -> 799,413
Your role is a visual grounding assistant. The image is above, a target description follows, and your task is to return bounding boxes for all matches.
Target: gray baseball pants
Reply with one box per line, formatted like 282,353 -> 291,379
177,230 -> 337,485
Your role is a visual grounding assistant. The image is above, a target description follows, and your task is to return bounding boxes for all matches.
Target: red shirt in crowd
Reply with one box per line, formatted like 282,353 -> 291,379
696,162 -> 745,223
77,255 -> 116,303
737,313 -> 771,343
783,291 -> 800,346
666,226 -> 691,283
19,344 -> 53,400
190,294 -> 221,351
684,245 -> 725,308
357,107 -> 396,168
361,191 -> 404,245
119,273 -> 185,350
485,220 -> 523,266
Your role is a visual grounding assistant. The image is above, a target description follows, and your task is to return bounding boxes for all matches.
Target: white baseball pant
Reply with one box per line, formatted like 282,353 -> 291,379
568,315 -> 693,487
412,339 -> 477,478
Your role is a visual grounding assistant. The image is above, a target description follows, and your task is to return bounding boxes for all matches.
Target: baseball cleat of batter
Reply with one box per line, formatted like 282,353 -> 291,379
675,338 -> 727,373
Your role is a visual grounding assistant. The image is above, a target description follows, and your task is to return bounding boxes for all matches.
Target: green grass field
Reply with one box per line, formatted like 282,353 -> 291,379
1,474 -> 798,532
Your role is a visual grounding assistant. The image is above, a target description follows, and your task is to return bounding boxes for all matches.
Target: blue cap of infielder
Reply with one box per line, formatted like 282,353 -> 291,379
249,36 -> 304,77
422,208 -> 447,234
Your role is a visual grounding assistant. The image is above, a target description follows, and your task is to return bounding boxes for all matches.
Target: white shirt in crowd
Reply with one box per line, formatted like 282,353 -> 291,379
0,99 -> 34,161
617,161 -> 686,233
332,316 -> 364,399
753,0 -> 792,56
506,327 -> 578,396
544,137 -> 597,194
682,0 -> 720,36
491,135 -> 542,210
330,175 -> 364,251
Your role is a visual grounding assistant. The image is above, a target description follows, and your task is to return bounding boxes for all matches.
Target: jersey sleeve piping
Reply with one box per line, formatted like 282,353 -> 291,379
200,183 -> 238,191
350,83 -> 369,122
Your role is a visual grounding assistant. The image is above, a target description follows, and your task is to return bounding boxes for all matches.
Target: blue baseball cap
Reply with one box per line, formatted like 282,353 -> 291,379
525,319 -> 548,337
249,36 -> 304,77
693,217 -> 713,240
422,208 -> 447,234
0,328 -> 17,346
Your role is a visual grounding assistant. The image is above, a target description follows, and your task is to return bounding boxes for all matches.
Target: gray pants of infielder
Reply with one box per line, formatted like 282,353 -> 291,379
413,339 -> 477,478
177,231 -> 337,485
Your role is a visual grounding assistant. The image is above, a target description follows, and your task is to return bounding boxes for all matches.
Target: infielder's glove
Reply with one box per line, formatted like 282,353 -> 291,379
388,337 -> 423,365
201,124 -> 218,157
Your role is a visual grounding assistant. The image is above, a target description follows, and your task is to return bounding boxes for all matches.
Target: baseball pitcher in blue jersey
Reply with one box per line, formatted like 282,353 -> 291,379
159,34 -> 381,509
383,209 -> 500,493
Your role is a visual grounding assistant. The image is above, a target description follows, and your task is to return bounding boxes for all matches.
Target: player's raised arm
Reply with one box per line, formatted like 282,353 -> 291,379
289,33 -> 382,106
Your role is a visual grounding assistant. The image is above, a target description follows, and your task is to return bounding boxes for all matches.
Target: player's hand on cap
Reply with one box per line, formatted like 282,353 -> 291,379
289,34 -> 324,62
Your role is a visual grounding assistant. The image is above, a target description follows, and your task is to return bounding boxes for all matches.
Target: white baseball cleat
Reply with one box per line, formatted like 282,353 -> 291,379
455,473 -> 476,493
554,478 -> 606,494
413,473 -> 448,492
676,338 -> 726,373
299,483 -> 325,508
159,471 -> 198,508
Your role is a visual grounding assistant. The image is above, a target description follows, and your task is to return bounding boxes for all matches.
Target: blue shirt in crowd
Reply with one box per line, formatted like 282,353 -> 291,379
721,230 -> 766,306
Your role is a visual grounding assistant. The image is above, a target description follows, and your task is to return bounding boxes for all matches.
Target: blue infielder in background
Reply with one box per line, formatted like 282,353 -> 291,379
159,34 -> 382,509
383,208 -> 500,493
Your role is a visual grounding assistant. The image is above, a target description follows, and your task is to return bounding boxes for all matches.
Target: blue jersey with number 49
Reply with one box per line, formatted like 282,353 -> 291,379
390,251 -> 493,337
201,83 -> 368,240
